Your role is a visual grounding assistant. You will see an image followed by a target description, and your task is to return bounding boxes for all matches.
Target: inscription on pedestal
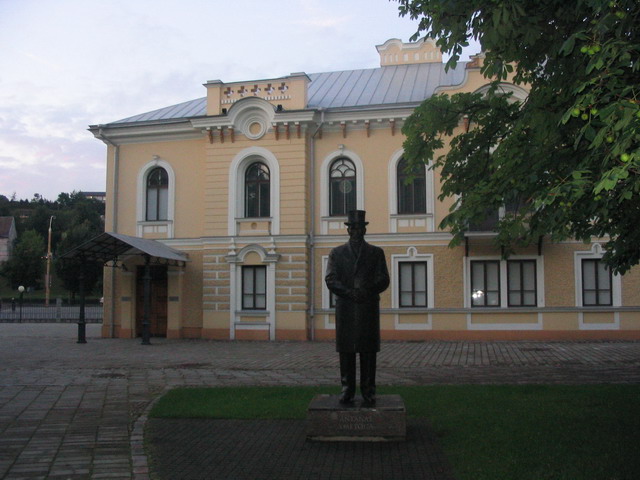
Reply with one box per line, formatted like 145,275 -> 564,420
306,394 -> 406,442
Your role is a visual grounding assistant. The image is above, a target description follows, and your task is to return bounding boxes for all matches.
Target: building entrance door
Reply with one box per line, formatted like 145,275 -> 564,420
135,265 -> 168,337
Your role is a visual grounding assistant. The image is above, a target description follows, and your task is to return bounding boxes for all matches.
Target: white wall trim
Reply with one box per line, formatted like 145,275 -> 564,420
464,255 -> 545,309
390,247 -> 434,331
391,247 -> 435,309
136,157 -> 176,237
466,312 -> 544,330
228,243 -> 278,340
574,243 -> 621,330
319,149 -> 365,234
228,147 -> 281,236
387,149 -> 434,232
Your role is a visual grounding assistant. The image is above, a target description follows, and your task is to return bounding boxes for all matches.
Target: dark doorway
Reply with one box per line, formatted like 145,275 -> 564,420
136,265 -> 168,337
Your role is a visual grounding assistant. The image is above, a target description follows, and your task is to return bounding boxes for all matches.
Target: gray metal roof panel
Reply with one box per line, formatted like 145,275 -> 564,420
112,97 -> 206,124
107,63 -> 467,124
60,232 -> 188,264
307,63 -> 467,108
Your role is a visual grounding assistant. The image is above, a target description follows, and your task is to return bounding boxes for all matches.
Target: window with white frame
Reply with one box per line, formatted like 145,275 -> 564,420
574,244 -> 621,308
397,157 -> 426,215
471,260 -> 501,307
228,147 -> 281,236
399,261 -> 428,307
581,258 -> 612,306
507,260 -> 537,307
391,248 -> 434,309
329,157 -> 356,216
469,257 -> 541,308
137,159 -> 176,237
242,265 -> 267,310
145,167 -> 169,221
388,150 -> 435,233
244,162 -> 270,218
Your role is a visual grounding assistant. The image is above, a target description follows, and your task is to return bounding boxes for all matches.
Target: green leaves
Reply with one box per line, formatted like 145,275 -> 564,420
396,0 -> 640,273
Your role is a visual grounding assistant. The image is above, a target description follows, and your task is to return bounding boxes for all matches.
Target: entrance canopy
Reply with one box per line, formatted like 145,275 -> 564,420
59,231 -> 188,266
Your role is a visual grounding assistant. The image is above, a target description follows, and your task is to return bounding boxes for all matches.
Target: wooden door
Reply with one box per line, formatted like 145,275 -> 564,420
136,265 -> 168,337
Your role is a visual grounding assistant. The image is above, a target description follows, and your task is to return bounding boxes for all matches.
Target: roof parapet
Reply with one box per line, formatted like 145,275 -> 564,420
376,38 -> 442,66
203,73 -> 310,116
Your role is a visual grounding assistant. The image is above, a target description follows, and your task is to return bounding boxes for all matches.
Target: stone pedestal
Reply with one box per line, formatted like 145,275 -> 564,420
306,394 -> 406,442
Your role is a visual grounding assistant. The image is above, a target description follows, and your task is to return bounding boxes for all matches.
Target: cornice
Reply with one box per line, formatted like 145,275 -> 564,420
89,121 -> 202,145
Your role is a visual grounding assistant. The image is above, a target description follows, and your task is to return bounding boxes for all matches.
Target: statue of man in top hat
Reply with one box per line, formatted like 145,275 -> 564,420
325,210 -> 390,406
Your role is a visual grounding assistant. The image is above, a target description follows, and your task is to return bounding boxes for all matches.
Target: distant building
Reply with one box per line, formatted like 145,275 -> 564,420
0,217 -> 17,263
80,191 -> 106,203
89,38 -> 640,341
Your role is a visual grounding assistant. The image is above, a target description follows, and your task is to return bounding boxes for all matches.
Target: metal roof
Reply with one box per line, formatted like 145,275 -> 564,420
307,63 -> 466,108
59,232 -> 188,265
108,63 -> 467,125
113,97 -> 207,124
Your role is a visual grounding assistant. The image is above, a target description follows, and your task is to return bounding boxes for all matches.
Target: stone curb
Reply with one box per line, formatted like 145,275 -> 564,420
131,388 -> 168,480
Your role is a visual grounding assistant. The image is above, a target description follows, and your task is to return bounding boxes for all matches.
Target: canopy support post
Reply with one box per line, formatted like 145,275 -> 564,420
141,254 -> 152,345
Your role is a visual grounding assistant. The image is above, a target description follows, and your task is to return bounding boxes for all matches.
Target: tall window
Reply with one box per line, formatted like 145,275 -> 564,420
242,266 -> 267,310
399,262 -> 428,307
397,157 -> 426,214
471,261 -> 500,307
582,259 -> 612,306
507,260 -> 537,306
245,162 -> 270,218
329,158 -> 356,216
146,167 -> 169,221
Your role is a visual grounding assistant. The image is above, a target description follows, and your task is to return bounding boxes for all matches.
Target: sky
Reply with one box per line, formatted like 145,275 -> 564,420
0,0 -> 480,201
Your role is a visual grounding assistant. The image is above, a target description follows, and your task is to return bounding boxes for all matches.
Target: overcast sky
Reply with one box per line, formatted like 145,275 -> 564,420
0,0 -> 479,201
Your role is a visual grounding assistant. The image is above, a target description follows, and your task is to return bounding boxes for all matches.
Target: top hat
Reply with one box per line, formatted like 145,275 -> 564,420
344,210 -> 369,226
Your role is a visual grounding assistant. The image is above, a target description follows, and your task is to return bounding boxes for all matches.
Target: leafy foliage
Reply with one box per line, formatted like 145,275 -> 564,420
55,221 -> 104,299
0,230 -> 45,289
397,0 -> 640,273
0,191 -> 105,294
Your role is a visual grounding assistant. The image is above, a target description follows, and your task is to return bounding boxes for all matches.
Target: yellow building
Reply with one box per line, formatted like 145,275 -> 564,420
89,38 -> 640,341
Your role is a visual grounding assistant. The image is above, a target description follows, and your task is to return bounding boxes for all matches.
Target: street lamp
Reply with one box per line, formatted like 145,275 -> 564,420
45,215 -> 55,306
18,285 -> 25,323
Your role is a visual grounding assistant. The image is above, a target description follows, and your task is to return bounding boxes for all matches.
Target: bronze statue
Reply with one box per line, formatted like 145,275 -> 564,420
325,210 -> 390,406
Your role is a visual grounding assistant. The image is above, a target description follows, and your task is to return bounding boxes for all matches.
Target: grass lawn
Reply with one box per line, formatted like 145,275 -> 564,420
150,385 -> 640,480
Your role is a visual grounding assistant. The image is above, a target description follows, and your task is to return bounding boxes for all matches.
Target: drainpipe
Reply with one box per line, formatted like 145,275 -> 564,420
308,109 -> 324,341
97,130 -> 120,338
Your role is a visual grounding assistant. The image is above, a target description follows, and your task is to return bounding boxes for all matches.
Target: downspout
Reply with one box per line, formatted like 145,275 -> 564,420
97,130 -> 119,338
308,109 -> 324,341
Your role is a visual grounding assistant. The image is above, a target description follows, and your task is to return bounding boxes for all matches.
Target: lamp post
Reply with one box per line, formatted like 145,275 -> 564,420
18,285 -> 25,323
77,256 -> 87,344
45,215 -> 55,306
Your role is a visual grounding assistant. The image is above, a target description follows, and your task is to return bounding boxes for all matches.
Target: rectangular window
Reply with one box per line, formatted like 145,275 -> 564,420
507,260 -> 537,306
399,262 -> 428,307
242,266 -> 267,310
471,261 -> 500,307
582,259 -> 612,306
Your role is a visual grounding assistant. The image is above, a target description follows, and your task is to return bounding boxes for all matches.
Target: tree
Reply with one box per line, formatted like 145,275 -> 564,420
55,221 -> 103,301
396,0 -> 640,273
0,230 -> 45,289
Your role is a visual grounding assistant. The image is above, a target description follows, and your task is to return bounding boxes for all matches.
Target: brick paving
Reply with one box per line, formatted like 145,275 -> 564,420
146,418 -> 454,480
0,323 -> 639,479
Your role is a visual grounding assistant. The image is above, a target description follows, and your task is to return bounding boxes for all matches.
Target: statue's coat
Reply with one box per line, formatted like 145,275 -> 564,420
325,241 -> 390,353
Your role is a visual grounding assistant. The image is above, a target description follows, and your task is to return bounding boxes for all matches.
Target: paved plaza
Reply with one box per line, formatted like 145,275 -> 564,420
0,323 -> 639,479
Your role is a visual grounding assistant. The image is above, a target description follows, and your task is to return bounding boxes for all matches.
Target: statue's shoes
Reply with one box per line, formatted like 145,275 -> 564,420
361,394 -> 376,407
338,392 -> 354,404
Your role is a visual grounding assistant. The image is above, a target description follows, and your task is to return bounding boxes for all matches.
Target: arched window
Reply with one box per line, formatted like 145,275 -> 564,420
146,167 -> 169,221
329,157 -> 356,216
245,162 -> 270,218
397,157 -> 426,214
